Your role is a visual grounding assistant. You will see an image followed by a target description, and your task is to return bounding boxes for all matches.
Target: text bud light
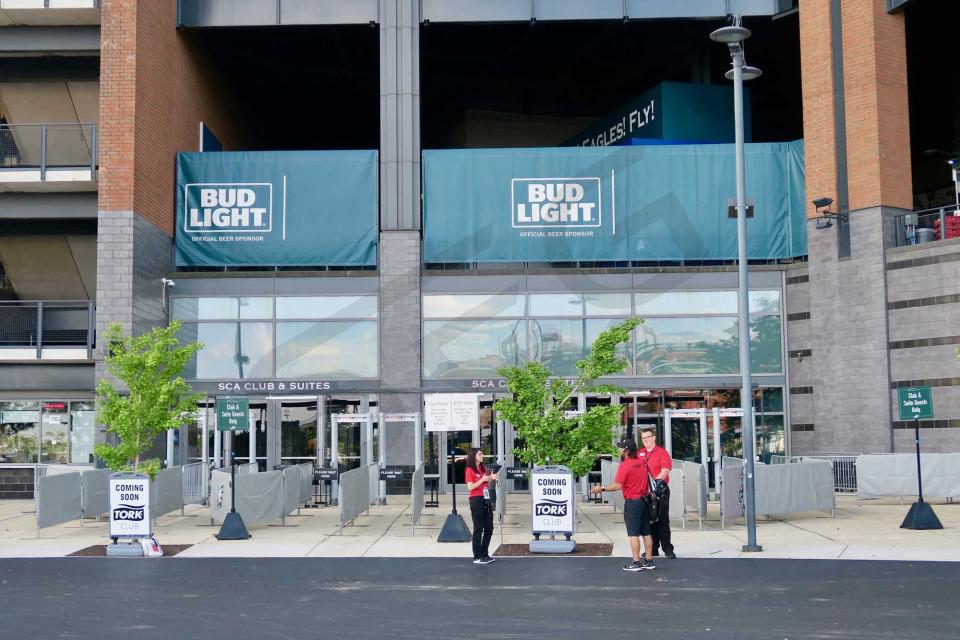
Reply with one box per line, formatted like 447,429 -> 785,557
185,183 -> 272,233
512,177 -> 601,228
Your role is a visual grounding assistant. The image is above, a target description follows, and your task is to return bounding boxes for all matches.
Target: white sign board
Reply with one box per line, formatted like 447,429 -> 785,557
109,473 -> 152,539
425,394 -> 479,432
531,470 -> 575,535
332,413 -> 370,423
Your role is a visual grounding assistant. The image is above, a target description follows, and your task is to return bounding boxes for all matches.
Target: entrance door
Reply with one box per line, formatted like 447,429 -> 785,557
326,395 -> 373,473
278,398 -> 318,467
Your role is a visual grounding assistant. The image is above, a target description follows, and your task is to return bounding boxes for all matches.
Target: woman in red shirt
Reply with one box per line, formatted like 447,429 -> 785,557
465,448 -> 498,564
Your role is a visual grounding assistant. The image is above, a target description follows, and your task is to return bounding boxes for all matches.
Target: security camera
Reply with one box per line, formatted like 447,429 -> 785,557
815,217 -> 833,230
812,197 -> 833,210
161,278 -> 176,287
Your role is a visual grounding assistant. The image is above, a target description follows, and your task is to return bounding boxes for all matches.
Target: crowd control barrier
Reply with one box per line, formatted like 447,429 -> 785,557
281,466 -> 301,523
753,459 -> 835,517
297,462 -> 314,506
719,458 -> 745,528
368,462 -> 380,506
410,463 -> 425,533
599,459 -> 624,512
182,461 -> 208,505
803,453 -> 859,494
36,471 -> 82,529
338,463 -> 376,533
152,466 -> 184,520
80,469 -> 111,521
856,453 -> 960,500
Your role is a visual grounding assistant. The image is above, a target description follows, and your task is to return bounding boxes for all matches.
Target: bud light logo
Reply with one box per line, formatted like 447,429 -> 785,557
534,499 -> 568,517
184,183 -> 272,233
512,178 -> 601,228
112,505 -> 145,521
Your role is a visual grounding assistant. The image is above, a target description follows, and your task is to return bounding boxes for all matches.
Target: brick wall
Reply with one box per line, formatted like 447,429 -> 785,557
99,0 -> 243,236
799,0 -> 912,218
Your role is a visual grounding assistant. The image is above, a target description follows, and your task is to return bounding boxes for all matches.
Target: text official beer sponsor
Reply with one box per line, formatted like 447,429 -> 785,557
183,183 -> 272,237
109,474 -> 151,539
511,178 -> 602,238
531,472 -> 574,534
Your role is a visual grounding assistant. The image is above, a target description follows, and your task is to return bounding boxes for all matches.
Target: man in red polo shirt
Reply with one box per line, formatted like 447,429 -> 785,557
638,427 -> 675,559
590,438 -> 655,572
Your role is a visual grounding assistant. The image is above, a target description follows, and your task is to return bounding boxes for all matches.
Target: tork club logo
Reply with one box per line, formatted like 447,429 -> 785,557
511,178 -> 601,229
184,183 -> 272,233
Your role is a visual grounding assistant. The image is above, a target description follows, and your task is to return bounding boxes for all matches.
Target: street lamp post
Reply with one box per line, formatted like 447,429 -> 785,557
710,23 -> 763,553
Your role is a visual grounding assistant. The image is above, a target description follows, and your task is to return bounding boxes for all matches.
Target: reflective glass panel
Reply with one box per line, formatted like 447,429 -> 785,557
756,415 -> 786,464
749,290 -> 781,314
0,401 -> 39,463
635,291 -> 738,315
529,293 -> 631,317
180,322 -> 274,379
750,316 -> 783,374
636,317 -> 739,375
531,318 -> 585,375
173,297 -> 237,320
423,320 -> 526,378
422,294 -> 524,318
40,402 -> 69,463
276,296 -> 377,320
587,319 -> 633,374
280,401 -> 318,460
238,297 -> 274,319
276,321 -> 378,379
70,402 -> 96,464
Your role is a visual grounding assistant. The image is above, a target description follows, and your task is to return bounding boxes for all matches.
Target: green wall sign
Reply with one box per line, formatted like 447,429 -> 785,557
216,398 -> 250,431
897,386 -> 933,420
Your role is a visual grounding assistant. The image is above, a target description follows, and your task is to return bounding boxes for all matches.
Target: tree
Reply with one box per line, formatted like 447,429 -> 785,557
94,321 -> 203,478
494,318 -> 641,478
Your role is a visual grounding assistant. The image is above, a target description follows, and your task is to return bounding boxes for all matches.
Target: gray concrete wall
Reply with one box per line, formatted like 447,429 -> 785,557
379,230 -> 421,466
94,211 -> 172,443
802,206 -> 898,454
885,236 -> 960,452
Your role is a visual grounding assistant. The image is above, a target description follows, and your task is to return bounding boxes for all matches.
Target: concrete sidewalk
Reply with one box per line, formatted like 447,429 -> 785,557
2,494 -> 958,560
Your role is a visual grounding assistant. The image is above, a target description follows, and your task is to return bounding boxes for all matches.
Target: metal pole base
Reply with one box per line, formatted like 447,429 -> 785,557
742,544 -> 764,552
437,512 -> 472,542
900,501 -> 944,530
216,511 -> 252,540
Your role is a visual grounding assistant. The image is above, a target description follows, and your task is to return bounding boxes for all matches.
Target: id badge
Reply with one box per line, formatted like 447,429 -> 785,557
482,487 -> 491,500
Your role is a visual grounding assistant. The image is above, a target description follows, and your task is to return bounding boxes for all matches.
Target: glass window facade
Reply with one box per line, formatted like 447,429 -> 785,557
0,401 -> 95,466
423,290 -> 783,379
423,319 -> 526,378
174,295 -> 378,380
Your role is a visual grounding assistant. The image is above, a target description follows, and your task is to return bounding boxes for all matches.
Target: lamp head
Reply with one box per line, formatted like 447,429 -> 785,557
724,65 -> 763,82
812,197 -> 833,210
710,25 -> 752,44
815,217 -> 833,230
161,277 -> 176,287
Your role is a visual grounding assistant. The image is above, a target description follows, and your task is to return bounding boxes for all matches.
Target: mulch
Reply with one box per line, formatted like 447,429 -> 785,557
68,544 -> 193,557
494,542 -> 612,557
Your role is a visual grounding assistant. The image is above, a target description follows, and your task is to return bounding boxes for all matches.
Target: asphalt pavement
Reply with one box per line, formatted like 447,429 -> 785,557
0,557 -> 956,640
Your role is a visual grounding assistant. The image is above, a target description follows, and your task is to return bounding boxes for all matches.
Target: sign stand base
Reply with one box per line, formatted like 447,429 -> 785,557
217,511 -> 252,540
106,541 -> 144,557
529,538 -> 575,554
901,501 -> 944,530
437,513 -> 472,542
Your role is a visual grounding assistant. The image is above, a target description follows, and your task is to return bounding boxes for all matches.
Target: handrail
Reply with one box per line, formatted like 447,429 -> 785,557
893,205 -> 960,247
0,123 -> 98,176
0,300 -> 95,357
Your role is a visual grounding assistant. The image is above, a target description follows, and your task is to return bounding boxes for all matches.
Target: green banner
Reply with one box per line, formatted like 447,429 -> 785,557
423,142 -> 806,263
216,398 -> 249,432
175,150 -> 378,267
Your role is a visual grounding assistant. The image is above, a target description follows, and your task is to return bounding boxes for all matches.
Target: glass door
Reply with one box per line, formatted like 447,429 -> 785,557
327,395 -> 365,473
69,402 -> 96,464
279,399 -> 318,466
232,401 -> 268,470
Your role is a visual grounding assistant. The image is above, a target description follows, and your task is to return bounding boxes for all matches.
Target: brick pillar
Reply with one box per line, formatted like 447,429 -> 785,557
795,0 -> 912,454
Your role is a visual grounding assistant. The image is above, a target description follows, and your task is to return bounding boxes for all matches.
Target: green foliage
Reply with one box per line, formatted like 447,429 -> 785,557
494,317 -> 642,478
94,321 -> 203,478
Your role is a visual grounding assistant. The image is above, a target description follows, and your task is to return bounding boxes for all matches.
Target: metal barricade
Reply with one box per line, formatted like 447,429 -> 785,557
410,463 -> 425,533
182,461 -> 208,505
337,463 -> 374,533
802,453 -> 860,494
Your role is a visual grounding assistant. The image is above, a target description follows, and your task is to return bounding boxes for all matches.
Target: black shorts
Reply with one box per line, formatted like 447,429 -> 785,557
623,498 -> 652,537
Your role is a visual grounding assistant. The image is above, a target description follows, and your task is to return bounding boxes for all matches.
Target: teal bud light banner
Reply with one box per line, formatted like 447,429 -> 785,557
175,150 -> 378,267
423,142 -> 806,263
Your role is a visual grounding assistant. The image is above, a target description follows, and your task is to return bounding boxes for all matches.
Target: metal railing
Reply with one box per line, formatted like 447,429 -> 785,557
0,123 -> 97,179
801,453 -> 859,494
182,461 -> 209,505
0,300 -> 95,358
894,206 -> 960,247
